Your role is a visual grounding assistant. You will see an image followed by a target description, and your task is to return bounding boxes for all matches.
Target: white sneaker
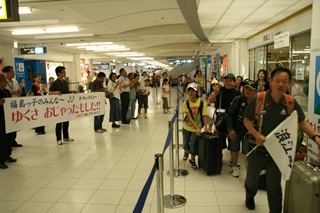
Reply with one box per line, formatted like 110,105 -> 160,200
95,129 -> 104,133
57,140 -> 63,145
63,138 -> 74,142
232,166 -> 240,178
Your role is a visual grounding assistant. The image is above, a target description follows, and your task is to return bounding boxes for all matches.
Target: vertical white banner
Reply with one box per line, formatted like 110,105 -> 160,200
307,0 -> 320,161
264,111 -> 298,180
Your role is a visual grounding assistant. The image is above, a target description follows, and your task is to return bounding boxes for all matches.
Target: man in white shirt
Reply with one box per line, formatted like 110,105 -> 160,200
119,68 -> 136,124
3,66 -> 23,147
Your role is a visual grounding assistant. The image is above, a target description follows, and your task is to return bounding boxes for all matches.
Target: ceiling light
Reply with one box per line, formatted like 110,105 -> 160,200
128,57 -> 154,60
34,33 -> 93,39
19,7 -> 32,14
94,48 -> 130,52
116,53 -> 144,57
12,27 -> 79,35
107,52 -> 138,55
12,29 -> 45,35
67,42 -> 113,46
45,27 -> 79,33
0,19 -> 60,27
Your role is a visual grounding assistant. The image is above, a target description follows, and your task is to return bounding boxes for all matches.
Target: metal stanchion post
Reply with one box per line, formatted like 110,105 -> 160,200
155,153 -> 164,213
168,109 -> 188,177
164,121 -> 187,208
155,84 -> 160,105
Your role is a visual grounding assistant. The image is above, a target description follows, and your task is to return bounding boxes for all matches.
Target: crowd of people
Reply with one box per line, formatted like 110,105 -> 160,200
1,65 -> 320,213
182,67 -> 320,212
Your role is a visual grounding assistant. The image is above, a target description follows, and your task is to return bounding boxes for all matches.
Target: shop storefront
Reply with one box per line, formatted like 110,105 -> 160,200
248,31 -> 311,115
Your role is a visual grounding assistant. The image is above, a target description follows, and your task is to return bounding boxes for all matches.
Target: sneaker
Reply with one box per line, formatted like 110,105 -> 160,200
63,138 -> 74,142
101,128 -> 107,132
189,159 -> 198,170
57,140 -> 63,145
183,152 -> 189,160
245,198 -> 255,210
232,166 -> 240,178
95,129 -> 104,133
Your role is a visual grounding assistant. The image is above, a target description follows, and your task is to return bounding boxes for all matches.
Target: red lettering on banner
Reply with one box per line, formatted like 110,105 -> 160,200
11,109 -> 39,123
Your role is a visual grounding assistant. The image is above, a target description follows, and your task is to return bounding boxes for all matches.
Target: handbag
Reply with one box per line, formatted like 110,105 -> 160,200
214,91 -> 228,135
105,91 -> 114,99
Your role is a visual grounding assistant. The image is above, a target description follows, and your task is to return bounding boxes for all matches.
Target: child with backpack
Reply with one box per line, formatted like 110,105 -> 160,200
182,83 -> 210,169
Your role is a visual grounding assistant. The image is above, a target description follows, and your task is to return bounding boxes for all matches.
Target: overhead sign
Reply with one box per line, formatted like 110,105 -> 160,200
0,0 -> 8,19
274,31 -> 290,49
20,47 -> 47,55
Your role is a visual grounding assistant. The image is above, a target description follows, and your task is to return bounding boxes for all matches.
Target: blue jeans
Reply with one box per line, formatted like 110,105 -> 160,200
94,115 -> 104,131
126,99 -> 136,120
182,129 -> 198,156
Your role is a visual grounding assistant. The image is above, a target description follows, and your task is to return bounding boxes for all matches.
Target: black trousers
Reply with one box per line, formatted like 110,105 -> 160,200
55,121 -> 69,141
120,92 -> 130,122
7,131 -> 18,146
0,132 -> 9,162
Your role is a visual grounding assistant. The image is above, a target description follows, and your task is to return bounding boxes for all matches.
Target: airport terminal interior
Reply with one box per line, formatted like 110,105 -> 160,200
0,90 -> 270,213
0,0 -> 319,213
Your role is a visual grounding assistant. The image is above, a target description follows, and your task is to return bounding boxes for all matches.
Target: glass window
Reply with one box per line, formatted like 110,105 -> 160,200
291,32 -> 311,116
254,46 -> 267,80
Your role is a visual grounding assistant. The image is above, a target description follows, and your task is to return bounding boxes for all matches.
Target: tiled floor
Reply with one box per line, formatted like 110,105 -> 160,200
0,88 -> 269,213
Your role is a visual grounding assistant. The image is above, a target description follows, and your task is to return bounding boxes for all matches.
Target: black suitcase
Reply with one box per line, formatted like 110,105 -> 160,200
198,132 -> 222,175
284,161 -> 320,213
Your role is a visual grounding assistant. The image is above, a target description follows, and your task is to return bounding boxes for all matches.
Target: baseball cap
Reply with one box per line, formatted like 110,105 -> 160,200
187,82 -> 198,91
211,79 -> 219,85
241,79 -> 257,90
224,73 -> 236,81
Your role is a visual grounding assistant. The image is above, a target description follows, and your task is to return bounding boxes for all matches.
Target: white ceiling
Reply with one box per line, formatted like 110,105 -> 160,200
0,0 -> 312,65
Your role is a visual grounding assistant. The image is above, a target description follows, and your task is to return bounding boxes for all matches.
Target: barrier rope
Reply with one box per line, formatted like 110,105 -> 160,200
133,88 -> 183,213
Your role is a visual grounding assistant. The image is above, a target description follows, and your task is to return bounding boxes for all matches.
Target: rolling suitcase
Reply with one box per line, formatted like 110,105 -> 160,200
284,161 -> 320,213
198,132 -> 222,175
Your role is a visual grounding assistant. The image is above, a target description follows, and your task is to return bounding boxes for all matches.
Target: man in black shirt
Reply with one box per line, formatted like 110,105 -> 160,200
90,72 -> 107,133
208,73 -> 240,149
49,66 -> 77,145
0,73 -> 17,169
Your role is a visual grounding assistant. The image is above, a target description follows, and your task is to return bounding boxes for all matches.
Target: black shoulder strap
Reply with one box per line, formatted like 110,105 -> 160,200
199,99 -> 204,127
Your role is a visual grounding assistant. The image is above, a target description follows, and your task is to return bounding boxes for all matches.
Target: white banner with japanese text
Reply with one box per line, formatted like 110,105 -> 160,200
3,93 -> 105,133
264,111 -> 298,181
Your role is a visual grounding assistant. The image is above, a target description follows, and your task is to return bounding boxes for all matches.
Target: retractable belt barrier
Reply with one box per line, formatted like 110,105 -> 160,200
133,88 -> 184,213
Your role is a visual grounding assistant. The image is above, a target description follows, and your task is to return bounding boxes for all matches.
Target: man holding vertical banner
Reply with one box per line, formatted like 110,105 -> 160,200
243,67 -> 320,212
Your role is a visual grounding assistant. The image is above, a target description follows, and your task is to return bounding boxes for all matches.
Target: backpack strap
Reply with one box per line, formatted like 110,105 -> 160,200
255,92 -> 266,133
283,94 -> 294,115
199,99 -> 204,128
185,99 -> 204,128
255,92 -> 266,116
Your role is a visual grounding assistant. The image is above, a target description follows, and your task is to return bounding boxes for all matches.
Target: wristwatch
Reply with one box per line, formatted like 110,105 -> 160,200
310,135 -> 320,142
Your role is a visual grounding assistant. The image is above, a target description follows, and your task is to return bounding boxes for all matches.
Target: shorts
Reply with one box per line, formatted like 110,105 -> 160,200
138,95 -> 148,109
207,116 -> 214,125
228,135 -> 249,154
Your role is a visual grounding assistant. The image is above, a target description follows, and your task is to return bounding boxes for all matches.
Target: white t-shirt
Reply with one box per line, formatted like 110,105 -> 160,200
140,85 -> 150,96
162,84 -> 170,98
6,78 -> 20,97
108,80 -> 121,100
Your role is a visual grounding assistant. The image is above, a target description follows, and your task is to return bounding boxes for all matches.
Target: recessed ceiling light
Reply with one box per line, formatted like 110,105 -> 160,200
19,7 -> 32,14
